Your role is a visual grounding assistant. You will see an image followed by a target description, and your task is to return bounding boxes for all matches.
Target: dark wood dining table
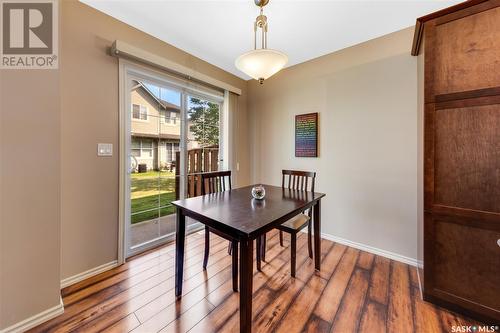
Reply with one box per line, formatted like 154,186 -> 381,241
172,184 -> 325,333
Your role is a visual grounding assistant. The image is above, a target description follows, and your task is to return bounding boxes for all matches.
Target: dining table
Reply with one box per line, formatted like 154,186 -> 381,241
171,184 -> 325,333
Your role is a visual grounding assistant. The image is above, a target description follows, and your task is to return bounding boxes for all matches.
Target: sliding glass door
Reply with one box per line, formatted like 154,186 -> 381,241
185,95 -> 222,197
123,64 -> 224,257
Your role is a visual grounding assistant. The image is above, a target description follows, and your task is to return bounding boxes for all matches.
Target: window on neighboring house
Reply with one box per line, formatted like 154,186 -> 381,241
166,143 -> 173,162
131,139 -> 153,157
171,143 -> 180,162
131,140 -> 141,157
164,142 -> 180,163
173,143 -> 179,154
163,111 -> 177,124
161,110 -> 168,124
141,139 -> 153,157
132,104 -> 148,120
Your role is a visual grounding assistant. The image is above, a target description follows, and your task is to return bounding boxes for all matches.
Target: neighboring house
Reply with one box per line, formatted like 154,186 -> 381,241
131,81 -> 180,171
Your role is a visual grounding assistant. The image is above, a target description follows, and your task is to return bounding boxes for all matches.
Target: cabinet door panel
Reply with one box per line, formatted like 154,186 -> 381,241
431,219 -> 500,314
433,6 -> 500,95
434,103 -> 500,213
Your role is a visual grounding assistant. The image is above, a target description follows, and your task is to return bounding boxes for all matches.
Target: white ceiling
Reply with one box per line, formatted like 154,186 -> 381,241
81,0 -> 461,80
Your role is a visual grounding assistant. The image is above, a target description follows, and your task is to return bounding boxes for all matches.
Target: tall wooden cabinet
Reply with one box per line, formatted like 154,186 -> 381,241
412,0 -> 500,322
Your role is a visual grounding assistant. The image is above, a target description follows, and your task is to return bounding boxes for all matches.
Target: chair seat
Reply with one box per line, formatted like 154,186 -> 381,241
278,214 -> 310,233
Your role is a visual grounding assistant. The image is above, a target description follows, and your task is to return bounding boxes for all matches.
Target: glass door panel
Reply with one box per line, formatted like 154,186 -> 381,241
123,66 -> 224,258
186,95 -> 222,198
128,79 -> 182,255
158,86 -> 182,238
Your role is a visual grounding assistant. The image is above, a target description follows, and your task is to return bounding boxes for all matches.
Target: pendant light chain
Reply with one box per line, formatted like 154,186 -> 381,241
235,0 -> 288,83
254,5 -> 268,50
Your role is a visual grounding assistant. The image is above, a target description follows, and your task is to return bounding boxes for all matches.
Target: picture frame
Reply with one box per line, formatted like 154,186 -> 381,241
295,112 -> 318,157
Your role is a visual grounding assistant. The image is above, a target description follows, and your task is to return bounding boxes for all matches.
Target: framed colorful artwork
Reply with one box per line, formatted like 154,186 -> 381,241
295,112 -> 318,157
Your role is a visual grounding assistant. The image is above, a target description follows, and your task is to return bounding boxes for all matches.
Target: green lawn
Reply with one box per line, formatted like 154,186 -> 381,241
131,171 -> 177,224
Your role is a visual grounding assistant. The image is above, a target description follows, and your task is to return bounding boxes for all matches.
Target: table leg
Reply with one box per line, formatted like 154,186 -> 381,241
256,236 -> 262,272
232,240 -> 238,292
239,238 -> 253,333
261,234 -> 266,262
313,200 -> 321,270
175,208 -> 186,297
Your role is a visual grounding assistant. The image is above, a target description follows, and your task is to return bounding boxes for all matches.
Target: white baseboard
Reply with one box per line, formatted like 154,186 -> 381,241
315,232 -> 418,267
0,297 -> 64,333
60,260 -> 118,289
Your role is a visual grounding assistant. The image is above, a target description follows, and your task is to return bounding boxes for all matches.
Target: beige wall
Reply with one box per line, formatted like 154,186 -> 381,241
60,1 -> 250,280
0,69 -> 61,328
1,2 -> 249,327
0,1 -> 418,328
248,27 -> 418,261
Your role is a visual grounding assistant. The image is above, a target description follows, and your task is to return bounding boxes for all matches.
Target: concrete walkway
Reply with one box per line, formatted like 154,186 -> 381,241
130,214 -> 177,247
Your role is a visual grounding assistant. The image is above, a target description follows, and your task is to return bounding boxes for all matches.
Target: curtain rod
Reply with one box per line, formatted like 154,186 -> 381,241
111,40 -> 242,96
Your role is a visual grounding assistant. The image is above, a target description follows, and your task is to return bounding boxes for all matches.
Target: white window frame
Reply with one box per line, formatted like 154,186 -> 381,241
119,59 -> 226,262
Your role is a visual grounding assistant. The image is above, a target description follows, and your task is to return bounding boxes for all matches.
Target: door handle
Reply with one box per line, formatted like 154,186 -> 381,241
497,239 -> 500,248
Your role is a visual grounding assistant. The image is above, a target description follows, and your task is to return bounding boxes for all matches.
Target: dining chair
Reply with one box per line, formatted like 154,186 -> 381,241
200,170 -> 238,291
258,169 -> 316,277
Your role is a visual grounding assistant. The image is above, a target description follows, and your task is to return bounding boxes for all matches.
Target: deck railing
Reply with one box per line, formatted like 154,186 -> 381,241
175,147 -> 219,199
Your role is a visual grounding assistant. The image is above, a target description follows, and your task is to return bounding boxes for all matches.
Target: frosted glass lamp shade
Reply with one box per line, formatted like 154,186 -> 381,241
235,49 -> 288,82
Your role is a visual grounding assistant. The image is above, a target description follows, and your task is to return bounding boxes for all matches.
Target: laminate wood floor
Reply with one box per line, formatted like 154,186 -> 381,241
30,230 -> 480,333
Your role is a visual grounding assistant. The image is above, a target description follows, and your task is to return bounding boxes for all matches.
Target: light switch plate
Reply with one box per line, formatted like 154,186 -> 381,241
97,143 -> 113,156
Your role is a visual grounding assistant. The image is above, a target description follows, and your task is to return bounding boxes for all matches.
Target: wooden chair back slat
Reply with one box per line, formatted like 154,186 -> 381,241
282,169 -> 316,221
201,170 -> 232,195
281,169 -> 316,192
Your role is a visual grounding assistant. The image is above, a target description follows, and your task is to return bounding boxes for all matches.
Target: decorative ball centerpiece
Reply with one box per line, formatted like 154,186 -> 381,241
251,185 -> 266,200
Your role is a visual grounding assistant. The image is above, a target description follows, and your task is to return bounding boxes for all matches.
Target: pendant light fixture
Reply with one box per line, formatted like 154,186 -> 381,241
235,0 -> 288,84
